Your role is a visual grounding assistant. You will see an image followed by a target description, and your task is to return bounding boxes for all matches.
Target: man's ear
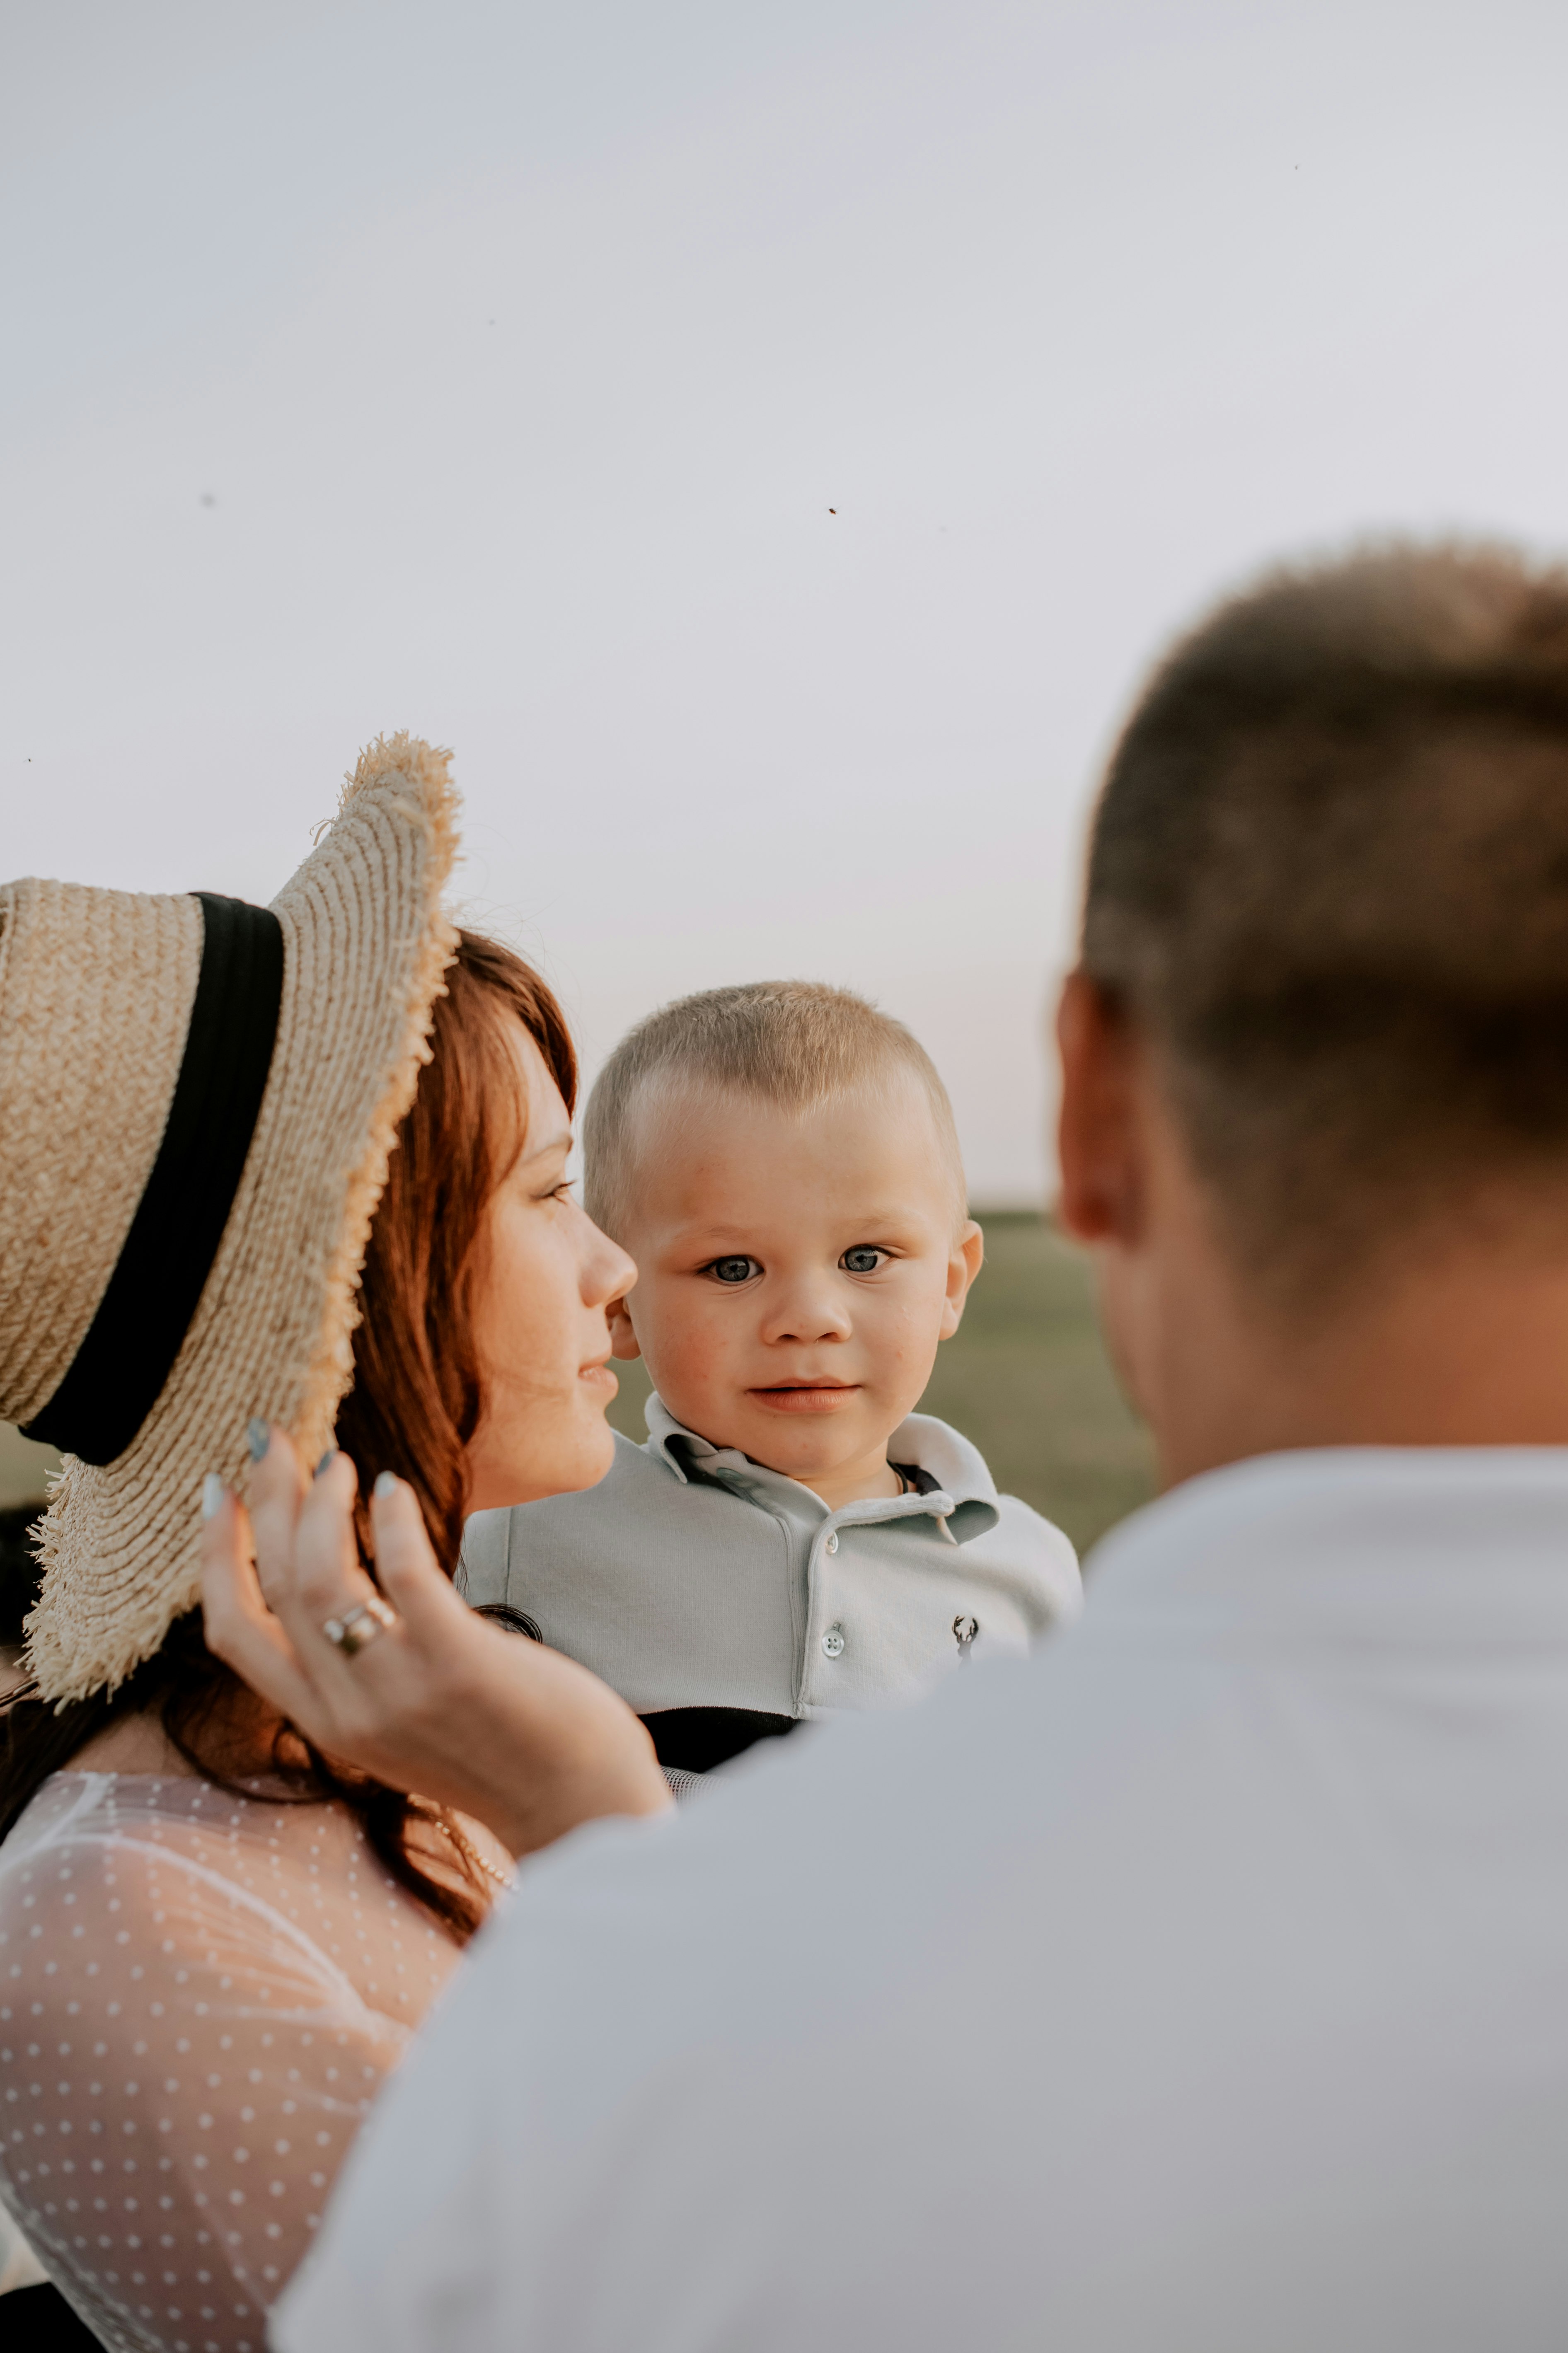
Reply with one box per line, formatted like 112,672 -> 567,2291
607,1297 -> 642,1361
939,1219 -> 985,1340
1055,970 -> 1146,1247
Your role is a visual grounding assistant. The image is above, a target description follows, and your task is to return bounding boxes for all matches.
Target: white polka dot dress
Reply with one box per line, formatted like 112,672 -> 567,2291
0,1771 -> 470,2351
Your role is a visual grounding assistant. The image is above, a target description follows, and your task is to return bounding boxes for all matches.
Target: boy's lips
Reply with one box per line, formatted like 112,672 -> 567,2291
748,1382 -> 861,1413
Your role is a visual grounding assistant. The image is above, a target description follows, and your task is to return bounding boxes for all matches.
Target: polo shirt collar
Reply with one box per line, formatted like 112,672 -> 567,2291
642,1393 -> 1001,1538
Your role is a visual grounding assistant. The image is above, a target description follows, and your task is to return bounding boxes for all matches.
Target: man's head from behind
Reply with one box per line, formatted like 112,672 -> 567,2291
583,982 -> 981,1506
1060,542 -> 1568,1477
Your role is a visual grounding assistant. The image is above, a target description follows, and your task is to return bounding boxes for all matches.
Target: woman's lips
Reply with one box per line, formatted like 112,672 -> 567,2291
579,1361 -> 618,1398
748,1383 -> 861,1413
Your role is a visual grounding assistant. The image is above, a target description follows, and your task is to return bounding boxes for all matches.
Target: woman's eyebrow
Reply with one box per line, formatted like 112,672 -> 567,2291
517,1129 -> 573,1169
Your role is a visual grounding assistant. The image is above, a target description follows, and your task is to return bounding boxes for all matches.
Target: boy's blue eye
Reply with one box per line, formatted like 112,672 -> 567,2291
709,1256 -> 759,1284
842,1247 -> 885,1274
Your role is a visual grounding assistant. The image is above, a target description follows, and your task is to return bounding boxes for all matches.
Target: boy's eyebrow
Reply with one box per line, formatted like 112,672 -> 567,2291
655,1221 -> 758,1247
661,1205 -> 932,1246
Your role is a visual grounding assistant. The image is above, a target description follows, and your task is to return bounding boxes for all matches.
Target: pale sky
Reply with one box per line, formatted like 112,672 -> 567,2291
6,0 -> 1568,1199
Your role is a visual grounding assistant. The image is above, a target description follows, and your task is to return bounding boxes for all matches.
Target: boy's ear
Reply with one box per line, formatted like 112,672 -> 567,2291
607,1296 -> 642,1361
939,1219 -> 985,1340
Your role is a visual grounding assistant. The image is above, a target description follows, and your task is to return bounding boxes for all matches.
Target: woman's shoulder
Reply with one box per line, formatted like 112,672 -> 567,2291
0,1771 -> 301,1959
1,1768 -> 464,2047
2,1766 -> 309,1871
0,1768 -> 419,1961
0,1777 -> 462,2343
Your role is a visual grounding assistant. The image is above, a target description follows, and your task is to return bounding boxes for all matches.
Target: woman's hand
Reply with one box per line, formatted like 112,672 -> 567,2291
200,1429 -> 672,1858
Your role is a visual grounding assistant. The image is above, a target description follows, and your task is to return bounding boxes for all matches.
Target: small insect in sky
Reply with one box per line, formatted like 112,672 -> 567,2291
828,506 -> 837,514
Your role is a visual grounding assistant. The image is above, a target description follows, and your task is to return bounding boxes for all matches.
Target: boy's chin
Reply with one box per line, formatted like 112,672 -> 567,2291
733,1414 -> 874,1478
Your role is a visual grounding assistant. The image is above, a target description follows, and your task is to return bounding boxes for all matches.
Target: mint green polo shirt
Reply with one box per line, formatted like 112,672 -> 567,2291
458,1393 -> 1080,1719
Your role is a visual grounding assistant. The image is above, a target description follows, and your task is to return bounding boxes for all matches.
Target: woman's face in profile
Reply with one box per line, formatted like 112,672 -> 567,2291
463,1022 -> 639,1514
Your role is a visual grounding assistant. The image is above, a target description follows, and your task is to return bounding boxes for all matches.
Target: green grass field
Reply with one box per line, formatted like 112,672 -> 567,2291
0,1424 -> 56,1513
2,1214 -> 1156,1561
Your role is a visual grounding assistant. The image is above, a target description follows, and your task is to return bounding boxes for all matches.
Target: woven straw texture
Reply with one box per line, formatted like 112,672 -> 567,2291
2,734 -> 460,1702
0,884 -> 203,1427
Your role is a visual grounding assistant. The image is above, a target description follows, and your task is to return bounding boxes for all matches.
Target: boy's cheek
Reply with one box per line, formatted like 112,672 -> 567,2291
639,1307 -> 739,1412
671,1323 -> 740,1393
864,1313 -> 946,1406
629,1279 -> 703,1361
864,1289 -> 940,1359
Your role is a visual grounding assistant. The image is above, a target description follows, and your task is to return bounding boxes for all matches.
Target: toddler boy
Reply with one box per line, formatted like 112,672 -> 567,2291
459,981 -> 1081,1777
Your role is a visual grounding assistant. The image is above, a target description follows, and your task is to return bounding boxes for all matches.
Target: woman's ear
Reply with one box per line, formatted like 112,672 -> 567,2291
1055,970 -> 1147,1247
607,1296 -> 642,1361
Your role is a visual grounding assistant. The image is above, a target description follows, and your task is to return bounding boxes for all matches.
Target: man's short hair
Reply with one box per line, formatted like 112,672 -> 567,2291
583,981 -> 967,1238
1082,541 -> 1568,1290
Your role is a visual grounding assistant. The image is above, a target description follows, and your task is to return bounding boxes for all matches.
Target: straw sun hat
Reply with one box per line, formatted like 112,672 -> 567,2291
0,735 -> 460,1703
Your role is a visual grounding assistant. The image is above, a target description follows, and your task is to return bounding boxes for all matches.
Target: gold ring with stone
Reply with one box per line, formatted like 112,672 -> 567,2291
322,1594 -> 400,1657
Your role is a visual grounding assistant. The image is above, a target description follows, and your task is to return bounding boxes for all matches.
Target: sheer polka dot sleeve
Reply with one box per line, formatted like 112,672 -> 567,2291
0,1772 -> 468,2353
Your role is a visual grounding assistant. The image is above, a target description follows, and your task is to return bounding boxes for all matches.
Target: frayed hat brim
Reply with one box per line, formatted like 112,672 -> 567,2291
24,734 -> 460,1702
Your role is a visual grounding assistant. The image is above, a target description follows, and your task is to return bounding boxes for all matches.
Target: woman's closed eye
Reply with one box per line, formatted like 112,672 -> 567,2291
703,1255 -> 762,1284
516,1134 -> 576,1205
841,1245 -> 890,1275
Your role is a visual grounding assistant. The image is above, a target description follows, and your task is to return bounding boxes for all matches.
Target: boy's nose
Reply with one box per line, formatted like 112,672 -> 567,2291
761,1284 -> 853,1345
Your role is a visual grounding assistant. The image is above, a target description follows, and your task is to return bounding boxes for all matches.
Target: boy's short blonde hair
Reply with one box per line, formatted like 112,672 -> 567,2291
583,981 -> 968,1238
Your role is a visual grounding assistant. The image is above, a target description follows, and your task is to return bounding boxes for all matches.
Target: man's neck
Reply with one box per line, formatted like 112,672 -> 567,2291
1145,1239 -> 1568,1488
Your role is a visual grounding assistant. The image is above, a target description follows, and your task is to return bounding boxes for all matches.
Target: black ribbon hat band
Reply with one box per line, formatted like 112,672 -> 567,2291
22,894 -> 285,1467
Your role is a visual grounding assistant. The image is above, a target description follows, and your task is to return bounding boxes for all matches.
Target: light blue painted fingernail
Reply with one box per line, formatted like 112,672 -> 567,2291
373,1470 -> 398,1499
201,1475 -> 227,1521
246,1418 -> 271,1463
315,1447 -> 338,1479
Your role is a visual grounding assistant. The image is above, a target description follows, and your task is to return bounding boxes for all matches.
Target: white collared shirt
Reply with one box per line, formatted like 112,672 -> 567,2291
458,1396 -> 1080,1716
278,1448 -> 1568,2353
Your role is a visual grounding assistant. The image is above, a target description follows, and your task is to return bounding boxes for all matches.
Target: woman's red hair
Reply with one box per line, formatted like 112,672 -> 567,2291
336,933 -> 578,1577
2,933 -> 577,1944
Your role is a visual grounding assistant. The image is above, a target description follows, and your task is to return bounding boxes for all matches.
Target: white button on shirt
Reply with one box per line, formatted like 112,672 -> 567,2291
279,1448 -> 1568,2353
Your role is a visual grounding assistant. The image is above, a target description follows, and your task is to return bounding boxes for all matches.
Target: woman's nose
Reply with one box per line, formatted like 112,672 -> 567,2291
581,1210 -> 637,1307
